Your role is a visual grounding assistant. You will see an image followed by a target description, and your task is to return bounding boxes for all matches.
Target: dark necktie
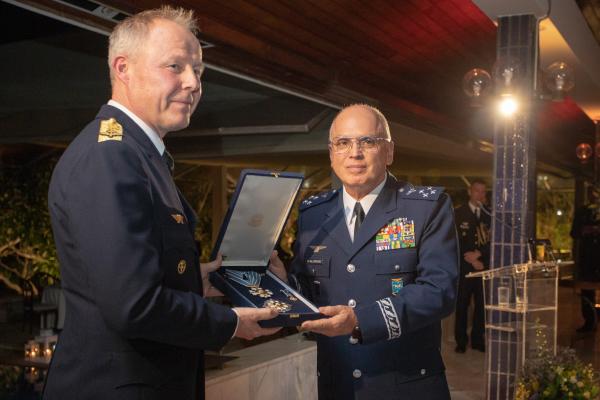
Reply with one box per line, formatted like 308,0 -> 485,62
163,150 -> 174,175
353,202 -> 365,240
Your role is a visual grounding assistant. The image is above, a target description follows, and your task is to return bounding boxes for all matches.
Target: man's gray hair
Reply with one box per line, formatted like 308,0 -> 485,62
329,104 -> 391,140
108,6 -> 199,82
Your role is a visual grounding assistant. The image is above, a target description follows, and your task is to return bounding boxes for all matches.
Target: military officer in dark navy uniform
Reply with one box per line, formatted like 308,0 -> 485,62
453,180 -> 490,353
571,185 -> 600,333
44,7 -> 278,400
270,104 -> 459,399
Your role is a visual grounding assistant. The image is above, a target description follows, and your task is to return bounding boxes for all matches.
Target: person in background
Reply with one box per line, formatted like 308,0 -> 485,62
571,185 -> 600,333
453,180 -> 490,353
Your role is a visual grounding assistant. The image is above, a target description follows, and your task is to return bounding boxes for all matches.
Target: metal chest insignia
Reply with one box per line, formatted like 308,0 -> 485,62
171,214 -> 185,224
98,118 -> 123,142
391,278 -> 404,295
376,217 -> 416,251
177,259 -> 187,274
310,245 -> 327,253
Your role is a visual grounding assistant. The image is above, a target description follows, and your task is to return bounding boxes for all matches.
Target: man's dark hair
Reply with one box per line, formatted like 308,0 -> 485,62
470,179 -> 487,188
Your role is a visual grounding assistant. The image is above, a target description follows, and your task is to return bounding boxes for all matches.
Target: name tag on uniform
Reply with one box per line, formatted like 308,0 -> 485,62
376,217 -> 415,251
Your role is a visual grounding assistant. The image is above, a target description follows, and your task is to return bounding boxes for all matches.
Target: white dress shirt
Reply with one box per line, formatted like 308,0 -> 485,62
468,201 -> 480,219
343,176 -> 387,242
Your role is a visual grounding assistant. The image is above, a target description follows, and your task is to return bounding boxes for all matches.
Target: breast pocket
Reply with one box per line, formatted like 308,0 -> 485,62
375,249 -> 418,297
161,216 -> 198,291
305,256 -> 330,300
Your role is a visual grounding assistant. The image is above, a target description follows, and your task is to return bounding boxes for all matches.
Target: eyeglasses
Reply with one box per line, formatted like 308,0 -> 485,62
329,136 -> 391,154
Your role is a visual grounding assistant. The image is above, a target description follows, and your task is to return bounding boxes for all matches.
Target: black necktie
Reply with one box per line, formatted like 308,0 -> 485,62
353,202 -> 365,240
163,150 -> 174,175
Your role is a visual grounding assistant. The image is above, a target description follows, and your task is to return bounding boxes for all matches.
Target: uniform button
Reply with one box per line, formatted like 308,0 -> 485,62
317,371 -> 320,377
394,264 -> 400,271
347,264 -> 356,273
348,299 -> 357,308
352,369 -> 362,379
349,336 -> 359,345
420,369 -> 426,375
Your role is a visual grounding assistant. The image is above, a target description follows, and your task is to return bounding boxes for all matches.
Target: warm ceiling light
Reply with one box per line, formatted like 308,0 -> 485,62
498,95 -> 518,117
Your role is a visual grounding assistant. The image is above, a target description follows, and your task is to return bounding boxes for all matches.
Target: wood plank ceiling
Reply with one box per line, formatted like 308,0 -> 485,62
99,0 -> 497,137
3,0 -> 598,175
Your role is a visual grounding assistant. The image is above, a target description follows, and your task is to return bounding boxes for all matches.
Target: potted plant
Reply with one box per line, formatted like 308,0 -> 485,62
516,328 -> 600,400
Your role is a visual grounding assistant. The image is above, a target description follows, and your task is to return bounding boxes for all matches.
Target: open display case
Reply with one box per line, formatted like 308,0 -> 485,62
209,169 -> 322,327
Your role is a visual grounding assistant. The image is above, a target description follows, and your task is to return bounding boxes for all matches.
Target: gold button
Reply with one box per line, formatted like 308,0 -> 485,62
177,260 -> 187,274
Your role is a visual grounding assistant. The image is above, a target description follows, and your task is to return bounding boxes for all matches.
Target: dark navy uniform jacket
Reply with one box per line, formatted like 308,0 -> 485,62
44,105 -> 237,400
290,176 -> 459,400
571,203 -> 600,280
454,204 -> 491,275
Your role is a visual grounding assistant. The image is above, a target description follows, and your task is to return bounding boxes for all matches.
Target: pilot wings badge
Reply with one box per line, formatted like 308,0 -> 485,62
310,245 -> 327,253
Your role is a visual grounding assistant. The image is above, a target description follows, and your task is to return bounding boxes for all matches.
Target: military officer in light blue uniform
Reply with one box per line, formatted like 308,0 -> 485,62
271,104 -> 459,399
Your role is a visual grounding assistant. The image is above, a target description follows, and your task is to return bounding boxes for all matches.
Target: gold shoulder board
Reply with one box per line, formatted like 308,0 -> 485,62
98,118 -> 123,142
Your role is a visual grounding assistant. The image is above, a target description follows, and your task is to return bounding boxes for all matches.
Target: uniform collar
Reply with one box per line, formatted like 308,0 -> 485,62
342,176 -> 387,227
468,201 -> 479,214
107,100 -> 165,156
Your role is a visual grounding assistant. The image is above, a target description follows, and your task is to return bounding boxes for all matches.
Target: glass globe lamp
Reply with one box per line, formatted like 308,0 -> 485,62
544,62 -> 574,100
575,143 -> 593,162
493,56 -> 521,95
462,68 -> 491,106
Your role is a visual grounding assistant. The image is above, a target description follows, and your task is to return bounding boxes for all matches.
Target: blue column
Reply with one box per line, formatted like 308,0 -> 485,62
488,14 -> 538,400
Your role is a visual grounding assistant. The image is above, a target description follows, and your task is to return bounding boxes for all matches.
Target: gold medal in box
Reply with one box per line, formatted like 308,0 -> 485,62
225,270 -> 273,298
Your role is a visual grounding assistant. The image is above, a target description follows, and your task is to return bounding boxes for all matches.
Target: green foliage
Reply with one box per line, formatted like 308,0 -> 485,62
537,189 -> 574,255
516,325 -> 600,400
0,366 -> 20,397
0,156 -> 59,296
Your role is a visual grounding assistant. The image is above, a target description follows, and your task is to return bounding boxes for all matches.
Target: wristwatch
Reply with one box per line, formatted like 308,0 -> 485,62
351,325 -> 363,344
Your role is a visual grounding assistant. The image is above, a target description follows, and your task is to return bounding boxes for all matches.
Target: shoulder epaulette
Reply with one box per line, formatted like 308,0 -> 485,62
300,189 -> 338,211
97,118 -> 123,143
398,184 -> 444,201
